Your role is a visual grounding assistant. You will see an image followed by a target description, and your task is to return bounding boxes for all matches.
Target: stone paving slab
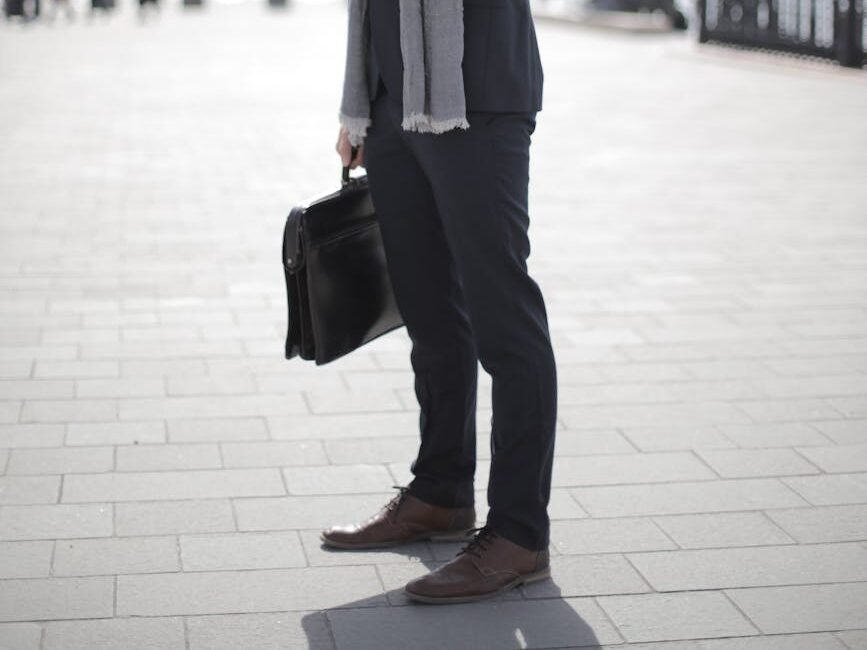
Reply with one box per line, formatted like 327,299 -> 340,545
725,583 -> 867,635
42,618 -> 186,650
185,612 -> 334,650
597,592 -> 758,643
1,0 -> 866,647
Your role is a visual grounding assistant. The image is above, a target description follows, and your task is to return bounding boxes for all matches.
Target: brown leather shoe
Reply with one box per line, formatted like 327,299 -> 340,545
320,486 -> 477,550
404,525 -> 550,604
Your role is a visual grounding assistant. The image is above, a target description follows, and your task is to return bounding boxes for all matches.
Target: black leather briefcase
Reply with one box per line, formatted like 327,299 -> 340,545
282,165 -> 404,365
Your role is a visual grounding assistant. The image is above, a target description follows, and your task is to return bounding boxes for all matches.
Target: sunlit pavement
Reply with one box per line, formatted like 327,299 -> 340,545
1,2 -> 867,648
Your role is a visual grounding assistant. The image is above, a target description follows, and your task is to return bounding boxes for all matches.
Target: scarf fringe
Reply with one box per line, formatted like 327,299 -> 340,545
401,113 -> 470,134
338,112 -> 372,146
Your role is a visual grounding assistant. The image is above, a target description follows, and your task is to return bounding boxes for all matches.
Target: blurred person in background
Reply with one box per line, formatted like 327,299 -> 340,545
137,0 -> 158,22
3,0 -> 40,21
322,0 -> 558,605
86,0 -> 115,18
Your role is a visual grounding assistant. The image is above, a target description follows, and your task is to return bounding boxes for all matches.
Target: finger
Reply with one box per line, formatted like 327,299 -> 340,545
347,144 -> 360,169
337,130 -> 350,165
348,144 -> 363,169
338,142 -> 350,166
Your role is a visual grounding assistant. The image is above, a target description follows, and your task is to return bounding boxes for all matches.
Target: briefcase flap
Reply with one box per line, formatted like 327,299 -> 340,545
302,177 -> 375,245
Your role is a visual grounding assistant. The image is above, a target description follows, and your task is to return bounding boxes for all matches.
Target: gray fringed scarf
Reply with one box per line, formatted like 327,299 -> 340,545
339,0 -> 469,147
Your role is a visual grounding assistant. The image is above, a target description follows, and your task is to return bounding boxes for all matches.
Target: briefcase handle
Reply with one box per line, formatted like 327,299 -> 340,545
341,145 -> 360,186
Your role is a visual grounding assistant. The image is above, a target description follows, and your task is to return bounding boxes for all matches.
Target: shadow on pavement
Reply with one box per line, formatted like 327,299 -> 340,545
301,543 -> 602,650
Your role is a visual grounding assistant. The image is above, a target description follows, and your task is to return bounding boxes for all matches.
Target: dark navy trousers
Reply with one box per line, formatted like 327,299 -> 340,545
362,86 -> 558,551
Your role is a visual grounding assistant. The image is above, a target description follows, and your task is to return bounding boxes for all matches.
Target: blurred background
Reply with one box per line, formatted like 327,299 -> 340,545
1,0 -> 867,648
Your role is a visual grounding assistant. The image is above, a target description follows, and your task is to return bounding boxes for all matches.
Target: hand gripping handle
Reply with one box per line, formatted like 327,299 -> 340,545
341,145 -> 360,185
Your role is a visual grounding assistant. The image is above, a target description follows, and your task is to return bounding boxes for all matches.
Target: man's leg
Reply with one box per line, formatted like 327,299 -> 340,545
405,111 -> 558,552
363,92 -> 479,509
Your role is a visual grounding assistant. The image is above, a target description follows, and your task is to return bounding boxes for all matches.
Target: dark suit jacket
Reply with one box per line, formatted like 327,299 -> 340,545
366,0 -> 544,113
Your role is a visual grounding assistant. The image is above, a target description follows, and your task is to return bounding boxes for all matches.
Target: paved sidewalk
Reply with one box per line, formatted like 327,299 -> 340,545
1,2 -> 867,648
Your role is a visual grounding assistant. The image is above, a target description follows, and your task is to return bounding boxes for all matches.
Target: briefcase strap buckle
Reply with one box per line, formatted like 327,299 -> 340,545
284,214 -> 304,272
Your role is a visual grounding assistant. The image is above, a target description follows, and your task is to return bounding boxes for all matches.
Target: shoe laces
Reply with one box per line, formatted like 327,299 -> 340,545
457,524 -> 499,559
383,485 -> 411,519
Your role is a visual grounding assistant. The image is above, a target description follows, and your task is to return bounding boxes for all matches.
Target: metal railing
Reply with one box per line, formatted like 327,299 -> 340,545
698,0 -> 866,67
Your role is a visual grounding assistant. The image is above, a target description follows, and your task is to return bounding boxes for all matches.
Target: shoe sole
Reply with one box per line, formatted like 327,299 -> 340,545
403,565 -> 552,605
319,528 -> 476,550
